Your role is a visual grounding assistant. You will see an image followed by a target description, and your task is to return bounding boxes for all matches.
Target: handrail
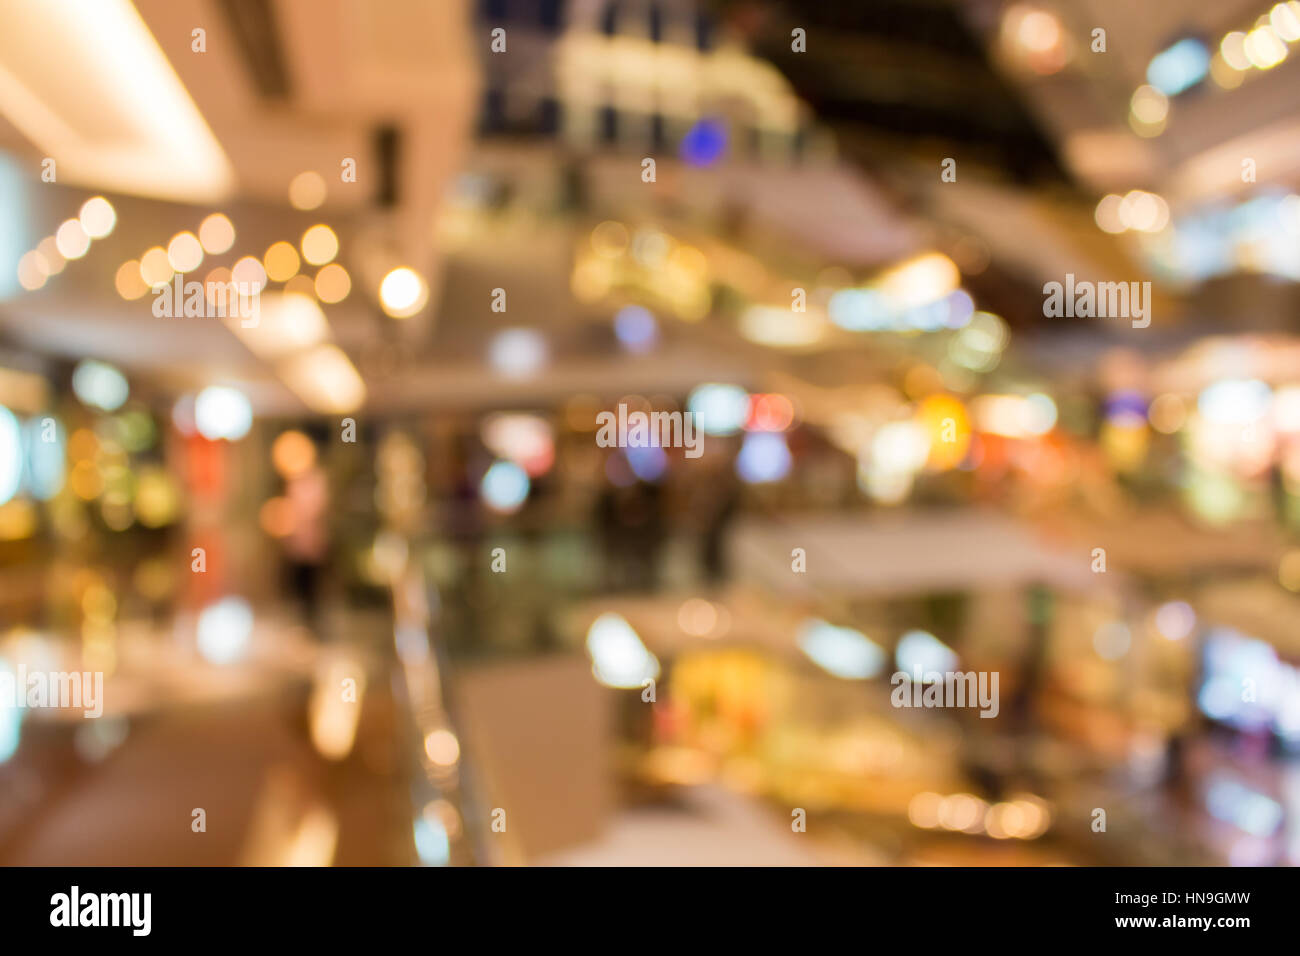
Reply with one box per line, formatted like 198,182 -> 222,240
388,554 -> 499,866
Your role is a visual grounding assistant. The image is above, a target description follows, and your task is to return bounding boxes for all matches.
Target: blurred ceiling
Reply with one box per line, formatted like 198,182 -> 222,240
0,0 -> 480,411
1,0 -> 1298,416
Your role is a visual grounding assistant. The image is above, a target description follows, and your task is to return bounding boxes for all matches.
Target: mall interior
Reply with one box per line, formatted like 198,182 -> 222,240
0,0 -> 1298,866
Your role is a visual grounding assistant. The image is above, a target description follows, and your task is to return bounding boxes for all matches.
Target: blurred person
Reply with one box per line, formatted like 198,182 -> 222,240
695,462 -> 741,584
628,479 -> 667,590
596,474 -> 667,591
281,457 -> 330,637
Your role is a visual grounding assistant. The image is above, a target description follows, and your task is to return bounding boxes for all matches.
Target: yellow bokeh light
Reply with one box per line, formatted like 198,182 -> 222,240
423,729 -> 460,766
1130,84 -> 1169,125
0,500 -> 37,540
879,252 -> 960,309
259,497 -> 294,538
300,224 -> 338,266
79,197 -> 116,238
264,241 -> 300,282
590,220 -> 629,257
272,430 -> 317,478
167,231 -> 204,273
68,427 -> 99,461
289,171 -> 327,211
907,791 -> 943,829
677,598 -> 719,637
198,213 -> 236,254
379,267 -> 427,318
17,251 -> 48,291
1280,550 -> 1300,592
203,266 -> 233,307
139,246 -> 173,288
82,582 -> 117,623
232,256 -> 267,293
1244,25 -> 1288,69
55,219 -> 90,259
1220,31 -> 1251,71
314,264 -> 351,304
1094,194 -> 1126,234
37,236 -> 66,275
918,394 -> 971,469
134,467 -> 181,527
284,274 -> 316,299
1209,52 -> 1246,89
115,260 -> 148,300
1148,393 -> 1187,434
70,460 -> 102,499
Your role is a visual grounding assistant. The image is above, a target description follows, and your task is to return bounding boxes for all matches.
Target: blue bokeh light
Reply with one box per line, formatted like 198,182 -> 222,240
679,118 -> 727,167
1147,38 -> 1209,96
614,305 -> 658,353
736,432 -> 792,484
625,445 -> 667,482
481,460 -> 531,513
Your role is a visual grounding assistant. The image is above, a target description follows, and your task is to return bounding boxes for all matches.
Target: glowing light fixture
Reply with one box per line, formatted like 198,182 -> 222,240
1146,38 -> 1210,95
878,253 -> 960,310
0,406 -> 21,505
379,267 -> 427,318
0,0 -> 233,201
71,359 -> 128,411
276,344 -> 366,414
0,658 -> 23,762
585,613 -> 660,688
488,328 -> 547,378
895,630 -> 958,676
687,383 -> 749,435
414,813 -> 451,866
738,305 -> 826,348
0,155 -> 26,301
195,386 -> 252,441
1198,379 -> 1271,425
798,619 -> 885,679
21,415 -> 65,500
196,596 -> 254,665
